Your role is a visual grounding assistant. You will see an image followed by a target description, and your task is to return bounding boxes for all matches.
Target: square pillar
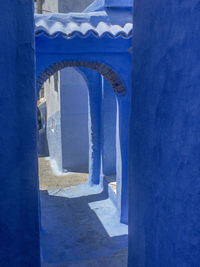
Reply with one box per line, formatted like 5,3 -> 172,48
116,96 -> 130,224
0,1 -> 40,266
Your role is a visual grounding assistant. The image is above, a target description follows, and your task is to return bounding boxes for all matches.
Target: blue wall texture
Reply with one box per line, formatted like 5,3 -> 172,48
0,1 -> 40,266
79,68 -> 102,184
45,73 -> 63,171
102,77 -> 117,177
44,67 -> 89,173
44,70 -> 89,173
129,0 -> 200,266
60,67 -> 89,173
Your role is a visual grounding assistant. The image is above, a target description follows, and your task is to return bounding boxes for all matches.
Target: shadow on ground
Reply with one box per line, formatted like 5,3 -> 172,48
40,189 -> 128,267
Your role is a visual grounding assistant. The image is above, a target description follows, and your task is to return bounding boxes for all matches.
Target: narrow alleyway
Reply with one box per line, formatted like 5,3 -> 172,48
39,157 -> 128,267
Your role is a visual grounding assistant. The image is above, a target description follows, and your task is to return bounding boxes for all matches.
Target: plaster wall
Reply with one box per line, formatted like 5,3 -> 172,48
60,68 -> 89,173
102,78 -> 117,176
77,68 -> 102,184
44,73 -> 63,171
129,0 -> 200,266
0,1 -> 40,265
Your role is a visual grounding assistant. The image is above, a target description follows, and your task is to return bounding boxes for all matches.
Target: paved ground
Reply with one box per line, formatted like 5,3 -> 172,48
39,157 -> 128,267
39,157 -> 89,190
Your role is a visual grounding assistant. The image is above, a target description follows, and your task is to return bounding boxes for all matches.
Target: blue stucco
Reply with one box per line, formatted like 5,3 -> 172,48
78,68 -> 102,184
116,93 -> 130,224
43,67 -> 89,173
129,0 -> 200,266
60,67 -> 89,173
101,78 -> 117,177
45,74 -> 63,171
0,1 -> 40,266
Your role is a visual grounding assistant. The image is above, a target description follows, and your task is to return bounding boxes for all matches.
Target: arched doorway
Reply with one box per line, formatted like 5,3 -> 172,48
37,60 -> 129,223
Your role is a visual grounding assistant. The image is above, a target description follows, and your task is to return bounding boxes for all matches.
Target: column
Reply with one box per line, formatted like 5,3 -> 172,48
0,1 -> 40,266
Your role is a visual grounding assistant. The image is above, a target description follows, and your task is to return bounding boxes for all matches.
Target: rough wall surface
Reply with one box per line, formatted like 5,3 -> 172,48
0,1 -> 40,266
129,1 -> 200,266
60,68 -> 89,173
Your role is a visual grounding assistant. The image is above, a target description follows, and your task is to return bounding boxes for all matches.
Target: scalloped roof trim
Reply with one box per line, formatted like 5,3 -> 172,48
35,13 -> 133,38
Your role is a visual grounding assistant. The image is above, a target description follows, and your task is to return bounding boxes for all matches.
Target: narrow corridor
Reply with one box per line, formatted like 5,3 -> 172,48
39,158 -> 128,267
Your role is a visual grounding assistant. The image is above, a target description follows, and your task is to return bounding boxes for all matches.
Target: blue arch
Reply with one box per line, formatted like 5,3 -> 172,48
36,60 -> 127,96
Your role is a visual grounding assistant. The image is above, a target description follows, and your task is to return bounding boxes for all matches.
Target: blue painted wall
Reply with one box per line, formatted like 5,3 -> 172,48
129,0 -> 200,266
60,67 -> 89,173
102,77 -> 117,176
45,73 -> 63,171
78,68 -> 102,184
44,68 -> 89,173
0,1 -> 40,266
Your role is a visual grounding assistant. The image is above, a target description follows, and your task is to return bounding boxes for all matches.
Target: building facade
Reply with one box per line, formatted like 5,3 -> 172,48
35,0 -> 133,223
38,0 -> 94,172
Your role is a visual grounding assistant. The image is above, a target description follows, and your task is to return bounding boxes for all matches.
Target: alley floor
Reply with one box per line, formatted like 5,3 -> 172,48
39,157 -> 89,190
39,157 -> 128,267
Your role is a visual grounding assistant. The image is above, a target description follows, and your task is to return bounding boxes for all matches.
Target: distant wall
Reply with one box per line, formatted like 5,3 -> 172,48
0,1 -> 40,265
58,0 -> 93,13
38,102 -> 49,157
41,0 -> 58,13
45,73 -> 63,171
102,78 -> 116,176
129,0 -> 200,266
60,68 -> 89,173
41,0 -> 93,172
40,0 -> 93,13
